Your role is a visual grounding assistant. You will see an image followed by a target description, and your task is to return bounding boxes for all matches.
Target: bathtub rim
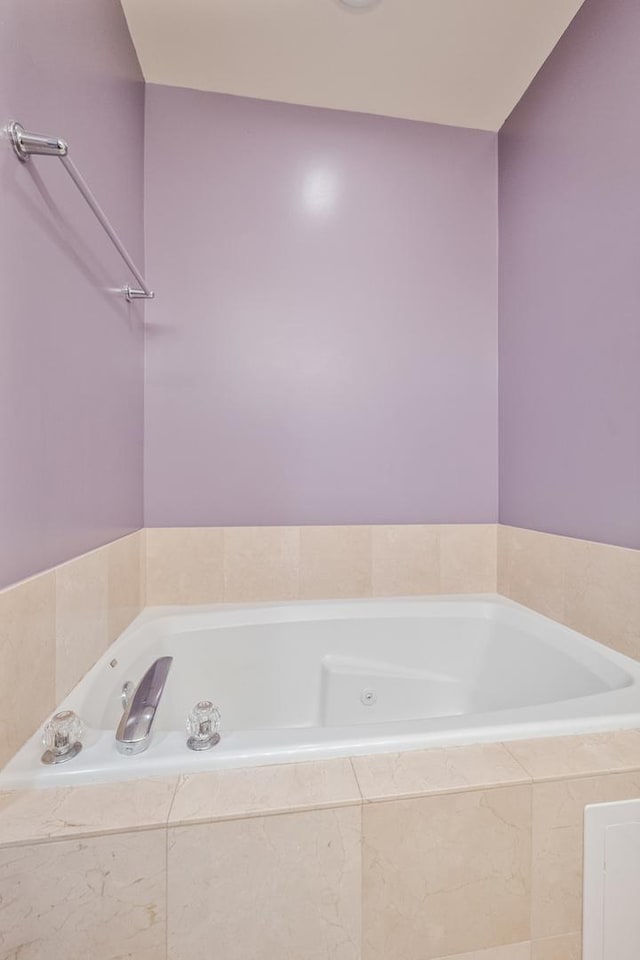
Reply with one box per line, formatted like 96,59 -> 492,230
3,593 -> 640,790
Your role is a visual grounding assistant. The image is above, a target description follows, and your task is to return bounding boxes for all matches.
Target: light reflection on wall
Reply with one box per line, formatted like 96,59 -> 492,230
302,167 -> 338,215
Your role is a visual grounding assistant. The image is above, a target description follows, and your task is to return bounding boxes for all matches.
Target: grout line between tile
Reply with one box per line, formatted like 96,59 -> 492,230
165,816 -> 170,960
498,742 -> 537,782
167,795 -> 364,831
527,771 -> 534,948
429,942 -> 533,960
8,744 -> 640,849
355,775 -> 535,806
0,822 -> 168,851
359,782 -> 365,960
530,931 -> 581,950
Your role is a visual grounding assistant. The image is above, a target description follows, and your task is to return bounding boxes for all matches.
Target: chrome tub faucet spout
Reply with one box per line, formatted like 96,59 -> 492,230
115,656 -> 173,755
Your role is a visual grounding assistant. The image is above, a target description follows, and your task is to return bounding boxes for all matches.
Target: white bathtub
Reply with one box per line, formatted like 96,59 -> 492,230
4,595 -> 640,788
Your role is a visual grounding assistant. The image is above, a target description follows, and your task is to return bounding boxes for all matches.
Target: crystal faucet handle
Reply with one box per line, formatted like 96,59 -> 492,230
187,700 -> 221,751
41,710 -> 83,764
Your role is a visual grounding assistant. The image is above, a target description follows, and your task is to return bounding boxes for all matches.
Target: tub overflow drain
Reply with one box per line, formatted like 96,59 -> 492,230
361,688 -> 377,706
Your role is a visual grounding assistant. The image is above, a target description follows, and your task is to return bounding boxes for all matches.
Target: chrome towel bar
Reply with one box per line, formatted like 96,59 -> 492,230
7,120 -> 154,302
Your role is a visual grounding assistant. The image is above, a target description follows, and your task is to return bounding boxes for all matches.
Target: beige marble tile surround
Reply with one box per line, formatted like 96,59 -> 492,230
145,524 -> 640,668
145,523 -> 498,604
2,522 -> 640,957
3,734 -> 640,958
0,531 -> 144,771
498,525 -> 640,661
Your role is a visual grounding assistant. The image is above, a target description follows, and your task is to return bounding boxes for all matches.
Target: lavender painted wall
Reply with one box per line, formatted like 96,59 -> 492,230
0,1 -> 145,588
499,0 -> 640,548
144,85 -> 498,527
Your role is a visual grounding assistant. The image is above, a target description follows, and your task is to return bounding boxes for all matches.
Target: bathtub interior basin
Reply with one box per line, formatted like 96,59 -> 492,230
2,594 -> 640,788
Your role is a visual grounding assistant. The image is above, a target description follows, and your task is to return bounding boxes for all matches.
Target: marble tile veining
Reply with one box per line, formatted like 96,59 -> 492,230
169,757 -> 361,826
168,806 -> 361,960
0,828 -> 166,960
352,742 -> 530,802
0,777 -> 178,848
362,785 -> 532,960
531,771 -> 640,938
506,730 -> 640,782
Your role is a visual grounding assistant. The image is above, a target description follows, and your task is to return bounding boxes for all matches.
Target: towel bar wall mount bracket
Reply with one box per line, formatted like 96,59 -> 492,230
7,120 -> 154,303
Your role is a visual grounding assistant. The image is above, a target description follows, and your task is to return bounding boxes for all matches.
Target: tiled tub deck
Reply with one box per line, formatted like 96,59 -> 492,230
3,731 -> 640,959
